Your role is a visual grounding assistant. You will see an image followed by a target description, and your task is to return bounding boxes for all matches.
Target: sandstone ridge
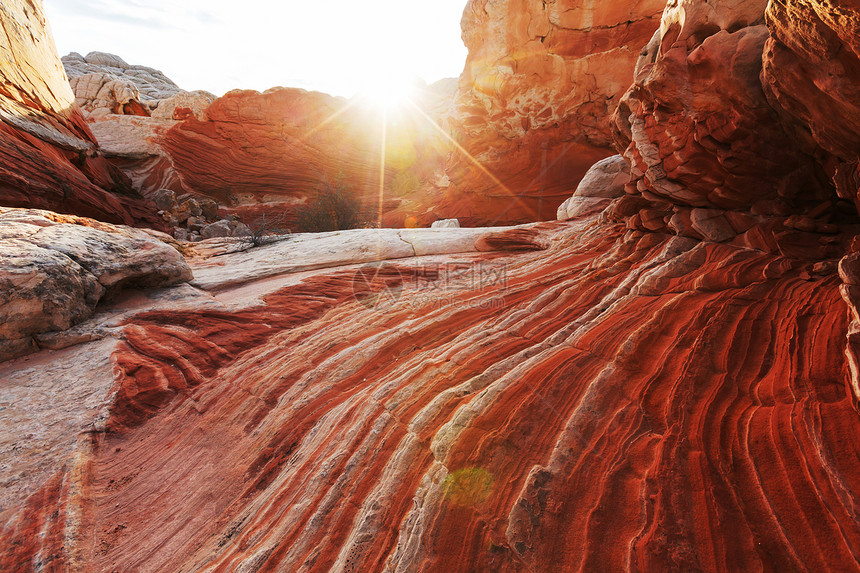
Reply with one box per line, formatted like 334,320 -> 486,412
0,4 -> 163,227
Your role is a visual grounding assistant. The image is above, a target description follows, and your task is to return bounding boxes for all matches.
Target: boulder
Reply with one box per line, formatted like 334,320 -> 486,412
572,155 -> 631,199
0,208 -> 192,361
557,155 -> 630,220
431,219 -> 460,229
200,220 -> 233,239
153,189 -> 178,212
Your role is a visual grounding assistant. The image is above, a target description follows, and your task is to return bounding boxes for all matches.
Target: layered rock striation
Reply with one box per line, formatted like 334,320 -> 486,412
0,3 -> 163,226
3,213 -> 860,571
62,53 -> 457,230
4,0 -> 860,571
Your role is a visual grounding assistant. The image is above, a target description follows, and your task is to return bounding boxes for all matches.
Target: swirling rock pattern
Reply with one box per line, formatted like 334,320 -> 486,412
3,213 -> 860,571
159,86 -> 454,227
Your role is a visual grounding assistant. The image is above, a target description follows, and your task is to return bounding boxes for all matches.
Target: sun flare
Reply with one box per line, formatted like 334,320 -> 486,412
358,74 -> 417,109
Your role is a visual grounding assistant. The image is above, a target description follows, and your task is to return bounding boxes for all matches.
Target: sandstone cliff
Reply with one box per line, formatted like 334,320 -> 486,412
63,53 -> 456,230
0,2 -> 162,227
431,0 -> 665,225
159,87 -> 451,227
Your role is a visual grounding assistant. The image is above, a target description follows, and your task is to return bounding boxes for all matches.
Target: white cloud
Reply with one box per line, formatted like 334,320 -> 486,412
43,0 -> 469,97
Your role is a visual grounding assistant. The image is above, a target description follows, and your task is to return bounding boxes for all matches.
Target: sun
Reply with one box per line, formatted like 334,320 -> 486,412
358,74 -> 417,109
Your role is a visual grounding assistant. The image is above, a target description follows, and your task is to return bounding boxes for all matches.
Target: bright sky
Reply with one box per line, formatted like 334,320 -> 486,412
43,0 -> 469,98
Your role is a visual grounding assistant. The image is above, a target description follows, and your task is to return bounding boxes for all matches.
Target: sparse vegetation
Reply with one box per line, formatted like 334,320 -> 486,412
235,212 -> 291,250
391,169 -> 422,197
295,179 -> 367,232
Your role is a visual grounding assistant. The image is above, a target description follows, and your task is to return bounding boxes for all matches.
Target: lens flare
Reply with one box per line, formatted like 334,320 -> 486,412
359,74 -> 416,109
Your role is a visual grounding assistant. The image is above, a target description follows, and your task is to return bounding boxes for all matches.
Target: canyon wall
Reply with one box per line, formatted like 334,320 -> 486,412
761,0 -> 860,202
159,86 -> 453,227
432,0 -> 665,225
64,54 -> 456,230
0,2 -> 162,227
64,1 -> 667,229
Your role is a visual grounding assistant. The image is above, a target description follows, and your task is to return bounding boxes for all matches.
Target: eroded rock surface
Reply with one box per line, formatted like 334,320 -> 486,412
2,210 -> 860,571
63,52 -> 186,115
435,0 -> 664,225
0,208 -> 191,361
4,0 -> 860,571
0,4 -> 163,227
62,52 -> 456,229
761,0 -> 860,203
160,86 -> 454,227
611,0 -> 831,212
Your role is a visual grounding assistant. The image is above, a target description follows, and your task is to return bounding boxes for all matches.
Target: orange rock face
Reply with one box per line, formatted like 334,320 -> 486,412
157,87 -> 453,228
4,217 -> 860,571
435,0 -> 664,225
0,1 -> 163,227
761,0 -> 860,203
611,0 -> 834,212
6,0 -> 860,570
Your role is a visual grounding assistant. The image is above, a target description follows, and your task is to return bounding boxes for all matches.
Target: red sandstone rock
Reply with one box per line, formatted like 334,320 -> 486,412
153,86 -> 452,228
611,0 -> 833,212
0,2 -> 164,227
761,0 -> 860,205
3,1 -> 860,571
436,0 -> 664,225
3,214 -> 860,571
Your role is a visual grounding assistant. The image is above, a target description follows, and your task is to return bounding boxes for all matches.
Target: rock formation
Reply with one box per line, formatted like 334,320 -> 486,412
758,0 -> 860,406
432,0 -> 665,225
4,210 -> 860,571
611,0 -> 834,212
159,84 -> 460,228
5,0 -> 860,571
761,0 -> 860,205
63,54 -> 456,230
62,51 -> 216,122
63,52 -> 184,109
0,4 -> 163,227
0,208 -> 191,361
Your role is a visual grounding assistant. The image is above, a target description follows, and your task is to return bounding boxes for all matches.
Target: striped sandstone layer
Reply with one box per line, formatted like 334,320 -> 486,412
3,214 -> 860,571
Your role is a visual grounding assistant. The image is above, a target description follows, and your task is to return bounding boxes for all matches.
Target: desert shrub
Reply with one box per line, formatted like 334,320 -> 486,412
236,212 -> 291,250
295,180 -> 367,232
